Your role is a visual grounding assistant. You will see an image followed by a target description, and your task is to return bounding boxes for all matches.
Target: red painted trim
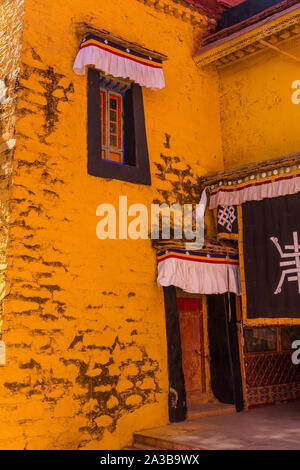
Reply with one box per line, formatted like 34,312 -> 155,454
104,79 -> 113,88
158,253 -> 239,265
119,84 -> 129,92
199,312 -> 206,392
109,93 -> 122,150
110,82 -> 120,90
100,90 -> 106,147
177,297 -> 202,312
211,172 -> 300,195
202,0 -> 300,45
182,0 -> 220,18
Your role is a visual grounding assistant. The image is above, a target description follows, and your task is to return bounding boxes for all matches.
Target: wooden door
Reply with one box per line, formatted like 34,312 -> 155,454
177,297 -> 207,401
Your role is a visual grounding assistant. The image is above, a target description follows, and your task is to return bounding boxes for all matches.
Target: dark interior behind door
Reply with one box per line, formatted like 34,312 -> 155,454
207,294 -> 244,411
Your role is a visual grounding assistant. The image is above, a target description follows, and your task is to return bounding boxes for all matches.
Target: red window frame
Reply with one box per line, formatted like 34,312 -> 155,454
100,88 -> 123,164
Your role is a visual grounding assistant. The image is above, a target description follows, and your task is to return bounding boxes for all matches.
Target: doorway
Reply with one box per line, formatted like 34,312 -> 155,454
206,293 -> 244,411
163,286 -> 244,422
177,296 -> 210,408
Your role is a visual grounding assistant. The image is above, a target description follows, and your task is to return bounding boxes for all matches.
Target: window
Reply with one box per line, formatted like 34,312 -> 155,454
87,68 -> 151,185
100,77 -> 126,164
244,325 -> 300,354
244,327 -> 277,354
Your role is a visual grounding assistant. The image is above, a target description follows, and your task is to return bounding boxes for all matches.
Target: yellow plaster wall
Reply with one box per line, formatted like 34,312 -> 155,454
0,0 -> 223,449
219,35 -> 300,169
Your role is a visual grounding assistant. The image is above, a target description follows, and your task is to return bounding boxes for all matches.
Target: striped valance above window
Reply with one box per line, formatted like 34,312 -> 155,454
73,34 -> 166,90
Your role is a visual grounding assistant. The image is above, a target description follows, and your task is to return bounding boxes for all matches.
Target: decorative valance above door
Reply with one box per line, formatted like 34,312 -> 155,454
201,152 -> 300,324
73,34 -> 166,90
209,164 -> 300,209
157,249 -> 241,295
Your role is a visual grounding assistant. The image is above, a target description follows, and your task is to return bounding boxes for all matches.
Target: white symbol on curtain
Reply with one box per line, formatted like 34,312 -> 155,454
270,231 -> 300,294
217,206 -> 236,232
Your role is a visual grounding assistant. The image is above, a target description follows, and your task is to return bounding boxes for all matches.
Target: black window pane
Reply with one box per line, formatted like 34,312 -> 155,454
110,110 -> 117,122
110,98 -> 117,110
110,135 -> 117,147
281,326 -> 300,350
244,327 -> 277,353
110,122 -> 117,134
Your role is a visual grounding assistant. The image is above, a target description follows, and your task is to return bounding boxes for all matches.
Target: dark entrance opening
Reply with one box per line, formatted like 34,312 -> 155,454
206,294 -> 244,412
163,287 -> 244,422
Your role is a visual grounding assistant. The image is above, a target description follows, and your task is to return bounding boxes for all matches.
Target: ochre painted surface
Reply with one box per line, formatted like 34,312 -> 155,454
219,34 -> 300,169
0,0 -> 224,449
0,0 -> 24,356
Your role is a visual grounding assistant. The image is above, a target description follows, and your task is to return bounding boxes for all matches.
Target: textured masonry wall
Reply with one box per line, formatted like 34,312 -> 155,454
0,0 -> 224,449
0,0 -> 24,351
219,35 -> 300,169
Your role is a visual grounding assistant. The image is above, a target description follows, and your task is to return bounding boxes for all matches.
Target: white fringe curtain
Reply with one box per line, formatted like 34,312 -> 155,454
73,35 -> 165,90
209,170 -> 300,209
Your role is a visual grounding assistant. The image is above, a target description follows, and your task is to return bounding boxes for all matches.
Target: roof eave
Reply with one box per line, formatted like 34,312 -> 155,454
194,1 -> 300,67
201,151 -> 300,188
